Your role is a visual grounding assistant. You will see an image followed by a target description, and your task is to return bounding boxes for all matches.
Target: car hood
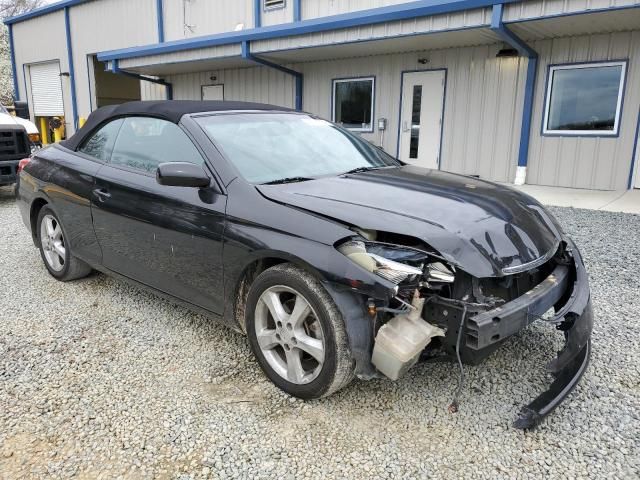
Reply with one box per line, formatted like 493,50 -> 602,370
257,166 -> 562,278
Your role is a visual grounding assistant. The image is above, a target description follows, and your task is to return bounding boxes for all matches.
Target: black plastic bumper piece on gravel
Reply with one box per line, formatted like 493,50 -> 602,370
513,299 -> 593,430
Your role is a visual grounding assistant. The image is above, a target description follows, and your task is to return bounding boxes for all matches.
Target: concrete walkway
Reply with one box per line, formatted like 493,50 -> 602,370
511,185 -> 640,214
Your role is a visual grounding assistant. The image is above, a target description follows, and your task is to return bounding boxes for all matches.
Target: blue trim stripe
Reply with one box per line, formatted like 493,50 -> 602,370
628,108 -> 640,189
64,7 -> 78,131
98,0 -> 519,62
518,58 -> 537,167
8,24 -> 18,100
293,0 -> 301,22
156,0 -> 165,43
490,4 -> 536,57
4,0 -> 88,25
241,41 -> 302,110
254,0 -> 262,28
490,4 -> 537,169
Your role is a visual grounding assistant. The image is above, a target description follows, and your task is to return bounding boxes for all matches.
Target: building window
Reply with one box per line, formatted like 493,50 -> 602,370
543,61 -> 627,136
332,77 -> 375,132
264,0 -> 285,10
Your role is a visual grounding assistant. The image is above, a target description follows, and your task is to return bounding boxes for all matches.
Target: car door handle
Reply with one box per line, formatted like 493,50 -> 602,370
93,188 -> 111,202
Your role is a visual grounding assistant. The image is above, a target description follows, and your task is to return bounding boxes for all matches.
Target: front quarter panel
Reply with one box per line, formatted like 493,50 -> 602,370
222,180 -> 396,325
19,145 -> 103,265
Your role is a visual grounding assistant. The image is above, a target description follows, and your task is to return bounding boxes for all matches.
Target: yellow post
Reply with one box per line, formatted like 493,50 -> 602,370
53,117 -> 64,143
78,117 -> 86,128
39,117 -> 49,145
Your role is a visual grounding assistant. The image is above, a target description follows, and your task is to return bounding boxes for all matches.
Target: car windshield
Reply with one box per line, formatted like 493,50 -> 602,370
196,112 -> 400,184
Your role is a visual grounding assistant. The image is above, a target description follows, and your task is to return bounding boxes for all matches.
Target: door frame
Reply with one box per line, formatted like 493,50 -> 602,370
201,84 -> 225,101
395,68 -> 447,169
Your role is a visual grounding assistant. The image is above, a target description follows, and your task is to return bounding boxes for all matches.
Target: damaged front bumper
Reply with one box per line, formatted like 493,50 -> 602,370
465,239 -> 593,429
325,238 -> 593,429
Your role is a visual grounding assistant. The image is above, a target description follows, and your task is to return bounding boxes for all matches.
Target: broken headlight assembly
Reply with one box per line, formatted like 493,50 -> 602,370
337,239 -> 455,286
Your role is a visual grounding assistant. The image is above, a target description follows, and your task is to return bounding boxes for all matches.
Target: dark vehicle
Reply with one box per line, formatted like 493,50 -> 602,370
16,101 -> 592,429
0,103 -> 32,187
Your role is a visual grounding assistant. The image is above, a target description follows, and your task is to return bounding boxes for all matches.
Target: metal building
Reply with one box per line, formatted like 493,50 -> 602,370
6,0 -> 640,190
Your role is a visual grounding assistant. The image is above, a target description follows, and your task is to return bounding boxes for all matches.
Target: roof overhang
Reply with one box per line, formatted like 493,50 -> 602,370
115,27 -> 507,76
507,7 -> 640,40
104,5 -> 640,78
97,0 -> 517,63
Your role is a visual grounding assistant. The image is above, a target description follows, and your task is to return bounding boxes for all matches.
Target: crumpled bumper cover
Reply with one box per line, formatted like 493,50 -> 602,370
471,238 -> 593,429
513,314 -> 592,429
513,242 -> 593,429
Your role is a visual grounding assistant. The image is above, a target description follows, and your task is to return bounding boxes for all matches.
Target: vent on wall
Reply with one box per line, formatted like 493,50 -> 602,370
264,0 -> 285,10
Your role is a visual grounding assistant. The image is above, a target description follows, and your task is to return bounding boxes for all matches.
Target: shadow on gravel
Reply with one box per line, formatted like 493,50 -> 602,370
0,186 -> 16,205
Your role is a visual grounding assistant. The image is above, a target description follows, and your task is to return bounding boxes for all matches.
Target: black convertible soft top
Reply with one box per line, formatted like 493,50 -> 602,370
60,100 -> 292,151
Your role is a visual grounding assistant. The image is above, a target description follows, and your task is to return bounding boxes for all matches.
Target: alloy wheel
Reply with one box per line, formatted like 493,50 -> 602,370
254,285 -> 325,385
40,214 -> 66,272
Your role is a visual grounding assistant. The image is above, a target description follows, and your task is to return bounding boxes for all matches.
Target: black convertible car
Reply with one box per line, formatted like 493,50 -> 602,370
16,101 -> 592,429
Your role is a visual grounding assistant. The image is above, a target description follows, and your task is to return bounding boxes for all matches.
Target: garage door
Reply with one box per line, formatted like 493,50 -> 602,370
29,62 -> 64,117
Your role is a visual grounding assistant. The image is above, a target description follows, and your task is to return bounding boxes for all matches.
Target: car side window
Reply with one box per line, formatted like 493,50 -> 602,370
110,117 -> 205,173
78,118 -> 124,162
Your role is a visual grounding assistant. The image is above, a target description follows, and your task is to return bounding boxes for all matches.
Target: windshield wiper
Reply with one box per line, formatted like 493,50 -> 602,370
341,166 -> 386,175
262,176 -> 313,185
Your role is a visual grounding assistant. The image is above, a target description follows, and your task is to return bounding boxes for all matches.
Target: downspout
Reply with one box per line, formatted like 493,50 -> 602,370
156,0 -> 165,43
293,0 -> 301,21
109,60 -> 174,100
241,41 -> 303,111
490,3 -> 537,186
7,24 -> 18,100
64,6 -> 79,132
254,0 -> 261,28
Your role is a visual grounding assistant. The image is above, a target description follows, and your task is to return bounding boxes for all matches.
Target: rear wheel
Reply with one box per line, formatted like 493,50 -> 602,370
246,263 -> 354,399
37,206 -> 92,281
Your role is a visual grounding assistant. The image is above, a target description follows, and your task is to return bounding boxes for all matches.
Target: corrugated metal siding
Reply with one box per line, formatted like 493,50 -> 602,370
253,8 -> 492,53
166,67 -> 295,107
140,79 -> 167,101
167,43 -> 522,183
503,0 -> 640,22
301,0 -> 414,19
262,2 -> 293,26
299,46 -> 523,182
70,0 -> 158,125
162,0 -> 254,41
119,45 -> 242,71
11,11 -> 70,125
526,31 -> 640,190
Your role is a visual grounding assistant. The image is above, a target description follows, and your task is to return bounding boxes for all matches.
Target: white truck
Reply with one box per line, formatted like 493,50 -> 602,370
0,102 -> 41,187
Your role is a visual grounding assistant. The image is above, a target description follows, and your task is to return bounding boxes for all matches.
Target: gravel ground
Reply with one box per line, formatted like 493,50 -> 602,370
0,184 -> 638,479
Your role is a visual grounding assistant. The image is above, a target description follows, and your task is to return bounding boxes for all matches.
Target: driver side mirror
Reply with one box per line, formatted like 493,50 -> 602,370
156,162 -> 211,188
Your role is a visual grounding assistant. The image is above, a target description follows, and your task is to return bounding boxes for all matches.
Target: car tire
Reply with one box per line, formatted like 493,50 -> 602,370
246,263 -> 355,399
37,206 -> 92,282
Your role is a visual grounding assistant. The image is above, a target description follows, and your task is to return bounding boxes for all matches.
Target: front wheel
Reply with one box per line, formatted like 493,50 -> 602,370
37,206 -> 92,281
246,263 -> 355,399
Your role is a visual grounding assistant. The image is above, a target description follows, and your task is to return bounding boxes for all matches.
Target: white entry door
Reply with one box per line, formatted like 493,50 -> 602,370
202,84 -> 224,101
398,70 -> 445,169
